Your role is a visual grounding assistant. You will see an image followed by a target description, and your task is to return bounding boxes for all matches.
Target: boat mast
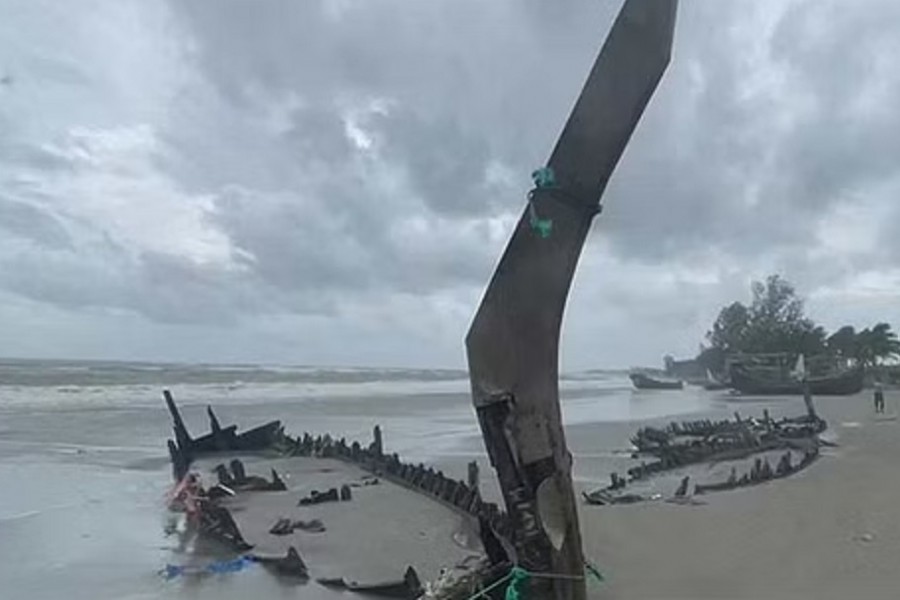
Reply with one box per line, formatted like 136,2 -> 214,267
465,2 -> 677,598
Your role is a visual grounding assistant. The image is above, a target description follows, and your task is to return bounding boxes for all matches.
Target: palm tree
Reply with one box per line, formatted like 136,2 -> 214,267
827,325 -> 857,358
856,323 -> 900,368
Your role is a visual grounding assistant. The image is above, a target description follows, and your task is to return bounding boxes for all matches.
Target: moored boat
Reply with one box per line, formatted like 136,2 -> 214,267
729,363 -> 864,396
629,372 -> 684,390
703,368 -> 730,391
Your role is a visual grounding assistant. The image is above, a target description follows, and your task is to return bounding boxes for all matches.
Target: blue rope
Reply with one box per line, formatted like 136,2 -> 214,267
162,556 -> 254,579
463,561 -> 604,600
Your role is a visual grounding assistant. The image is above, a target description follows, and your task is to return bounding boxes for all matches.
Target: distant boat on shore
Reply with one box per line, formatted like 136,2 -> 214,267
729,363 -> 864,396
629,372 -> 684,390
703,368 -> 730,391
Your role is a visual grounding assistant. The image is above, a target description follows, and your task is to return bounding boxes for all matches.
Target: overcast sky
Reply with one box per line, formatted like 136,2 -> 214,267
1,0 -> 899,369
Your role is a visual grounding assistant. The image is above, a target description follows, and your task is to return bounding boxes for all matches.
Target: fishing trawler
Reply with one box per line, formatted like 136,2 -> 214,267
728,353 -> 864,396
629,371 -> 684,390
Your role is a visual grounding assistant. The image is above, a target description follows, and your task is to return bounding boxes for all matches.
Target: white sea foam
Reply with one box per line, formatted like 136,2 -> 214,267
0,359 -> 632,412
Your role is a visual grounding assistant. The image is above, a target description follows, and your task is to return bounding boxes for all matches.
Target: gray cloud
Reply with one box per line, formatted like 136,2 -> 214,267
168,0 -> 900,268
365,108 -> 493,217
0,196 -> 71,248
1,0 -> 900,367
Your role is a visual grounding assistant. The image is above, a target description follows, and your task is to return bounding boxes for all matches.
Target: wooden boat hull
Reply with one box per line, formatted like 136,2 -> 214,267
317,566 -> 423,598
729,365 -> 864,396
703,382 -> 730,391
630,373 -> 683,390
164,390 -> 282,466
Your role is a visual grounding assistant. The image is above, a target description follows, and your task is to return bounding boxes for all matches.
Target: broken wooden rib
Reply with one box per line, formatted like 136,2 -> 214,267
164,389 -> 283,478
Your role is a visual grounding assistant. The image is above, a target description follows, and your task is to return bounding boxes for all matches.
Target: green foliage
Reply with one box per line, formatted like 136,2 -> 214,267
707,302 -> 749,354
827,325 -> 857,358
824,323 -> 899,366
705,275 -> 899,368
853,323 -> 900,367
707,275 -> 825,357
697,345 -> 727,372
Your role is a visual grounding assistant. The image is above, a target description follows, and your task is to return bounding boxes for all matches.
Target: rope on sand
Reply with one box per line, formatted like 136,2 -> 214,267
161,555 -> 254,579
466,561 -> 605,600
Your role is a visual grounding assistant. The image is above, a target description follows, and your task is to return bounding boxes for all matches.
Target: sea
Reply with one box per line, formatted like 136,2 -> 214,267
0,358 -> 807,600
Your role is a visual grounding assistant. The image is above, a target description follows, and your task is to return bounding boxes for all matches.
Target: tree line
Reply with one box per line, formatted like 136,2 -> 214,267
700,275 -> 899,372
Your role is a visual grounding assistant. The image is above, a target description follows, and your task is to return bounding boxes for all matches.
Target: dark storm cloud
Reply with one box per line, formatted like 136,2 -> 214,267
209,186 -> 374,293
165,0 -> 900,277
769,2 -> 900,212
162,0 -> 621,198
365,108 -> 493,217
207,183 -> 498,298
4,0 -> 900,366
0,196 -> 71,248
282,105 -> 355,165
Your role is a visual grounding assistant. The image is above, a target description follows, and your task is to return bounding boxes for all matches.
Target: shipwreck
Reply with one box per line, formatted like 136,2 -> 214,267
158,1 -> 682,598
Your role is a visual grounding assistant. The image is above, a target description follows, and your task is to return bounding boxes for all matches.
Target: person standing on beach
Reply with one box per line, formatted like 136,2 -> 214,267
874,382 -> 885,414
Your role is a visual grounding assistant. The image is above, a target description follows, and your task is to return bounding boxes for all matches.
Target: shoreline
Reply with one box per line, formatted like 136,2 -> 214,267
1,379 -> 893,600
581,391 -> 898,599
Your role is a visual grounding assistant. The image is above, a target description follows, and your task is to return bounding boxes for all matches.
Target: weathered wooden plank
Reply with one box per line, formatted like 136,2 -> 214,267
465,2 -> 677,598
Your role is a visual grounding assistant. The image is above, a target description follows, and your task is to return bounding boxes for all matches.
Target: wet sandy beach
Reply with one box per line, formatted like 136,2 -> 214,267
1,362 -> 895,599
190,455 -> 480,588
582,393 -> 900,600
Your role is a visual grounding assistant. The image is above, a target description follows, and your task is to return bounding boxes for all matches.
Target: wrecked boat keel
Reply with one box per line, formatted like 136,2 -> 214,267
586,406 -> 828,505
164,389 -> 283,477
694,446 -> 820,495
162,392 -> 514,596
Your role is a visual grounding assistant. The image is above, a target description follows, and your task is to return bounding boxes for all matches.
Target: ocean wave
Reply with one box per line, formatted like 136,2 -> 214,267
0,380 -> 464,410
0,358 -> 468,387
0,359 -> 634,413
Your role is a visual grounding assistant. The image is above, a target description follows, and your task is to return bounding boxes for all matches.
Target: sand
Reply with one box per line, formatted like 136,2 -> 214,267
581,393 -> 899,600
6,367 -> 897,600
184,455 -> 480,598
203,393 -> 900,600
